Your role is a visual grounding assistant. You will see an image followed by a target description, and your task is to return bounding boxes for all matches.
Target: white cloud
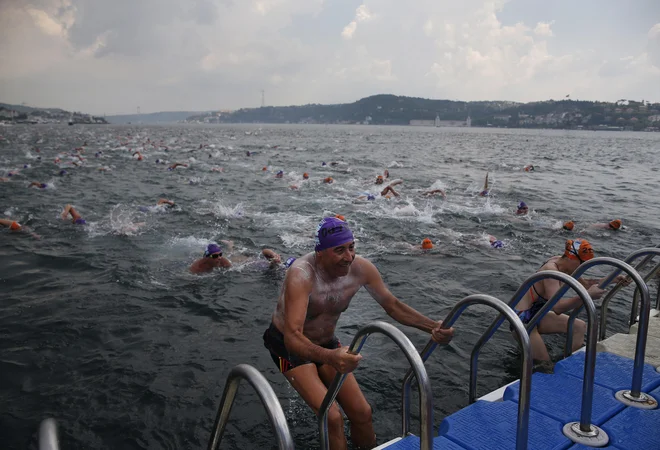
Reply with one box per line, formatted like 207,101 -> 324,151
649,23 -> 660,67
342,21 -> 357,40
355,5 -> 372,22
534,21 -> 554,37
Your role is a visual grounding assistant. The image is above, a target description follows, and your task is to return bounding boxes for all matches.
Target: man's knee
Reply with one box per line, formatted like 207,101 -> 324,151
327,405 -> 345,431
347,400 -> 373,425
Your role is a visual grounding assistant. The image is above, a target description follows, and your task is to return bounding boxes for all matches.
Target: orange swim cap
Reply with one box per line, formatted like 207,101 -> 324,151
563,221 -> 575,231
609,219 -> 622,230
564,239 -> 594,262
9,221 -> 21,231
324,177 -> 333,183
335,214 -> 346,221
303,172 -> 309,179
377,175 -> 383,180
422,238 -> 433,250
262,167 -> 267,171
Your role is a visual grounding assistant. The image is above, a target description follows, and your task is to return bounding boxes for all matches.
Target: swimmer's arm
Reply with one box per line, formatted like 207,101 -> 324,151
543,278 -> 583,314
282,271 -> 335,364
362,259 -> 437,333
0,219 -> 14,227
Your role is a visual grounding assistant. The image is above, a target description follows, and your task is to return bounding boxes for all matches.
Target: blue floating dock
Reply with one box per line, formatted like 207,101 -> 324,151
503,372 -> 625,425
554,351 -> 660,393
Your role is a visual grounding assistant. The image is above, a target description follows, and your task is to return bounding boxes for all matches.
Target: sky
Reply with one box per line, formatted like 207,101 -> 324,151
0,0 -> 659,115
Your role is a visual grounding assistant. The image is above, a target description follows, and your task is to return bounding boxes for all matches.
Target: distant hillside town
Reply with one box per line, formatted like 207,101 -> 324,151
185,95 -> 660,132
0,103 -> 108,125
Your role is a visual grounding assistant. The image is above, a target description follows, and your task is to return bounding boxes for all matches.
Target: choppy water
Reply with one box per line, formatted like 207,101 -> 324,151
1,124 -> 658,449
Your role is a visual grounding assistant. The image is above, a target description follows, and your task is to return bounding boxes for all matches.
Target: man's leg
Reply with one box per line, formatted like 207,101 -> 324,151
527,328 -> 551,361
317,365 -> 376,449
283,364 -> 347,450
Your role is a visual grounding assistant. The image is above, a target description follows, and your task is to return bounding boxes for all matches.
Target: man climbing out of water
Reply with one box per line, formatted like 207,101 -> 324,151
514,239 -> 629,361
589,219 -> 622,231
190,242 -> 232,273
263,217 -> 454,450
61,204 -> 86,225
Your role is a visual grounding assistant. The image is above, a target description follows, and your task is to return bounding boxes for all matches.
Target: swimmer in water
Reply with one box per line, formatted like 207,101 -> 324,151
375,175 -> 384,185
324,177 -> 334,184
516,201 -> 529,215
190,243 -> 232,273
523,164 -> 535,172
28,181 -> 48,189
133,151 -> 143,161
589,219 -> 622,231
0,218 -> 40,238
276,170 -> 284,179
380,179 -> 403,198
383,169 -> 390,179
479,172 -> 490,197
488,235 -> 504,249
60,204 -> 87,225
168,162 -> 188,170
421,189 -> 446,198
563,221 -> 575,231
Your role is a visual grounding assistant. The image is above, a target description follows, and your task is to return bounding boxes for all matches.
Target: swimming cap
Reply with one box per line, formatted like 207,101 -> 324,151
377,175 -> 383,180
156,159 -> 160,163
564,239 -> 594,262
609,219 -> 622,230
367,194 -> 376,201
322,162 -> 327,166
9,221 -> 21,231
59,170 -> 67,176
303,172 -> 309,179
491,240 -> 504,249
324,177 -> 333,183
335,214 -> 346,221
24,164 -> 29,168
517,201 -> 527,210
480,190 -> 489,196
204,243 -> 222,257
563,221 -> 575,231
262,167 -> 267,171
74,218 -> 87,225
422,238 -> 433,250
40,183 -> 47,189
315,217 -> 354,252
284,257 -> 296,268
276,170 -> 283,175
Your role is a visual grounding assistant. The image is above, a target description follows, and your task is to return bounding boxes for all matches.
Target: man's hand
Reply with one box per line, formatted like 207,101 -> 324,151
330,346 -> 362,374
612,275 -> 632,287
587,285 -> 606,300
431,321 -> 454,344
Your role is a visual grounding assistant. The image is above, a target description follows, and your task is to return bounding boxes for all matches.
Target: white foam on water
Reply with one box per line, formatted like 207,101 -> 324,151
388,161 -> 404,168
108,205 -> 148,236
197,200 -> 245,219
279,232 -> 313,249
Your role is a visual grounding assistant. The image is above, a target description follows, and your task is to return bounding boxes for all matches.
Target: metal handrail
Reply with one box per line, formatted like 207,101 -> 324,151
584,247 -> 660,337
467,270 -> 600,438
562,258 -> 650,401
207,364 -> 294,450
318,321 -> 433,450
628,261 -> 660,327
401,294 -> 532,450
39,418 -> 59,450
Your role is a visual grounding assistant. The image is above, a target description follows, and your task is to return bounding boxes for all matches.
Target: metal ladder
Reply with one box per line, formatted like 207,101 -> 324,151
401,294 -> 533,450
317,321 -> 433,450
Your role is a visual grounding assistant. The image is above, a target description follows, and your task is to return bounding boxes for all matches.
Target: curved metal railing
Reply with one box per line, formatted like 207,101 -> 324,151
467,271 -> 602,441
401,294 -> 532,450
207,364 -> 294,450
318,321 -> 433,450
587,247 -> 660,336
39,418 -> 60,450
562,258 -> 651,404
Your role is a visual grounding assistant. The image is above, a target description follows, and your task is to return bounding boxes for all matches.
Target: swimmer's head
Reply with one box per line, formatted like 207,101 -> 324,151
59,170 -> 67,176
303,172 -> 309,180
276,170 -> 284,178
315,217 -> 354,252
480,190 -> 489,197
284,257 -> 296,269
376,175 -> 384,184
564,239 -> 594,263
156,159 -> 160,163
204,243 -> 223,258
490,239 -> 504,249
324,177 -> 333,184
516,201 -> 528,215
563,221 -> 575,231
421,238 -> 433,250
335,214 -> 346,221
262,166 -> 267,171
9,221 -> 21,231
74,218 -> 86,225
367,194 -> 376,201
40,183 -> 47,189
24,164 -> 29,169
609,219 -> 622,230
322,162 -> 327,166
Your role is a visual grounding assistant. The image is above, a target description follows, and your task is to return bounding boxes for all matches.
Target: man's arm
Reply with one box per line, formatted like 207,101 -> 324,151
361,259 -> 453,343
543,278 -> 604,314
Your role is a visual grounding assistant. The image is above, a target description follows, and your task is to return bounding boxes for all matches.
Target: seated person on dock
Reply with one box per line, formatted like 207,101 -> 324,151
514,239 -> 628,361
262,217 -> 454,450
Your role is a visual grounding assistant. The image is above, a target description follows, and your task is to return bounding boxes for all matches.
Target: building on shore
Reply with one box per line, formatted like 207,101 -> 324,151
409,116 -> 471,127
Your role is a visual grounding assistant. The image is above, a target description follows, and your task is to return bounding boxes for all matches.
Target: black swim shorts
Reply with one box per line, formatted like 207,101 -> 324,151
263,322 -> 340,373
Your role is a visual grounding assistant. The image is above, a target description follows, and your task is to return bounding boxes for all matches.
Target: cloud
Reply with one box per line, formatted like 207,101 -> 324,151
342,21 -> 357,40
534,21 -> 554,37
340,4 -> 373,40
649,23 -> 660,67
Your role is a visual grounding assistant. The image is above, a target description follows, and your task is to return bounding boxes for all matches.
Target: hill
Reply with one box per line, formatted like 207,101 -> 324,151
0,102 -> 107,124
185,94 -> 660,131
106,111 -> 207,124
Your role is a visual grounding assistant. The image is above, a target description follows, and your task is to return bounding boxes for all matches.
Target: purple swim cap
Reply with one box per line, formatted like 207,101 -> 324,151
367,194 -> 376,201
491,240 -> 504,249
204,243 -> 222,257
284,257 -> 296,268
517,201 -> 527,210
315,217 -> 354,252
59,170 -> 67,176
74,218 -> 86,225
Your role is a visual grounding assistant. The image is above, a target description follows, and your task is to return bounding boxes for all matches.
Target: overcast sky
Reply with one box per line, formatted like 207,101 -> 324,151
1,0 -> 659,114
